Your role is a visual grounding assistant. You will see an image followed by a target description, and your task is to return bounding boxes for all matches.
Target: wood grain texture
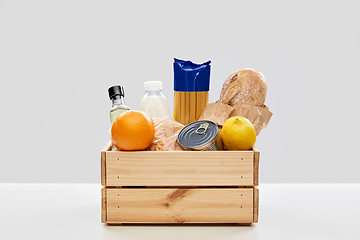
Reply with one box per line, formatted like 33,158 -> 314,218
101,141 -> 112,186
106,188 -> 253,224
253,187 -> 259,223
101,152 -> 106,186
101,187 -> 107,223
237,223 -> 252,226
105,151 -> 254,187
102,141 -> 113,152
253,146 -> 260,186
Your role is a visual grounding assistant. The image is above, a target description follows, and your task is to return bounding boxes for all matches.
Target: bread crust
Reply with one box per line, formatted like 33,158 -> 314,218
218,69 -> 267,107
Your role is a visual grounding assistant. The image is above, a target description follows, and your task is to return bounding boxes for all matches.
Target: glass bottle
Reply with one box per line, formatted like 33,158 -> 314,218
108,85 -> 130,125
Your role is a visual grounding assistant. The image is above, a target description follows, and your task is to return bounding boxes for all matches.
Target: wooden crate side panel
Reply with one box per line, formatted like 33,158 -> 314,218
101,152 -> 106,186
253,147 -> 260,186
101,187 -> 107,223
106,151 -> 254,187
101,141 -> 112,186
253,187 -> 259,223
107,188 -> 253,224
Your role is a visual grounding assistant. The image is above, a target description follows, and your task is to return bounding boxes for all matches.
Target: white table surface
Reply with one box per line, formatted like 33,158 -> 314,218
1,183 -> 359,240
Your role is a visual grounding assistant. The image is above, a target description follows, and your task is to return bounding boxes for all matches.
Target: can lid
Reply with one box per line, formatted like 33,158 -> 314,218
177,120 -> 218,150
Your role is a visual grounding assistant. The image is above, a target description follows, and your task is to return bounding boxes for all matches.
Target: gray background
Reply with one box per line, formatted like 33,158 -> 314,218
0,0 -> 359,183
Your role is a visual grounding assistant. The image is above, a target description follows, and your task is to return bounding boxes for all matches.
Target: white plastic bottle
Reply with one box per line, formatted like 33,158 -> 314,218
140,81 -> 170,119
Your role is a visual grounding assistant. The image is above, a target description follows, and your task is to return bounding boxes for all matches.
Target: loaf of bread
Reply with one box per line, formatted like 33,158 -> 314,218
218,69 -> 267,107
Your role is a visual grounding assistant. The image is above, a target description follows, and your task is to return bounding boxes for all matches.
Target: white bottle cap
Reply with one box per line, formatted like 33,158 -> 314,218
144,81 -> 162,91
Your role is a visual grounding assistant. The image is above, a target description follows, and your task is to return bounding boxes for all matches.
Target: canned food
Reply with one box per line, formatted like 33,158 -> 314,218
177,120 -> 219,151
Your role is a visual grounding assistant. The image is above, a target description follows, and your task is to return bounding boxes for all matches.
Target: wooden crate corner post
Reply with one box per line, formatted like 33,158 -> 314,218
101,141 -> 112,186
253,187 -> 259,223
253,147 -> 260,186
101,187 -> 107,223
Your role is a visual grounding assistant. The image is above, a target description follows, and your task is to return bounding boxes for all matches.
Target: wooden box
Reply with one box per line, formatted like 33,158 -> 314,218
101,141 -> 260,225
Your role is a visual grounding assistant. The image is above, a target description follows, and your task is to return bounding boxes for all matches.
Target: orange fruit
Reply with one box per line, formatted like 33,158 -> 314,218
111,110 -> 155,151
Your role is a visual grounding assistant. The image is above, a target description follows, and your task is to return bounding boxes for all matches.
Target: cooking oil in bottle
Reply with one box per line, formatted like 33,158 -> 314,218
108,85 -> 130,125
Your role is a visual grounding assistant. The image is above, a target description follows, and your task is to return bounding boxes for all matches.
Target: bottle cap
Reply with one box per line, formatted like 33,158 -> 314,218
108,85 -> 125,99
144,81 -> 162,91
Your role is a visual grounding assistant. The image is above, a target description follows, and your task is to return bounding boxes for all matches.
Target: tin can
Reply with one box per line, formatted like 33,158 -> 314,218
177,120 -> 219,151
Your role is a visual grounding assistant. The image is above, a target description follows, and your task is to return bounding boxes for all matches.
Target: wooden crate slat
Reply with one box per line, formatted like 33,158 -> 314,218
106,188 -> 253,224
105,151 -> 254,187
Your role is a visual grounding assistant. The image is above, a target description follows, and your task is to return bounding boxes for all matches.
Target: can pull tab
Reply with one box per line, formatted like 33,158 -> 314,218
196,123 -> 209,135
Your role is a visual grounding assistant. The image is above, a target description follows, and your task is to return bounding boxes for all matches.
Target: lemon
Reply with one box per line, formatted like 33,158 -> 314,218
221,116 -> 256,150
